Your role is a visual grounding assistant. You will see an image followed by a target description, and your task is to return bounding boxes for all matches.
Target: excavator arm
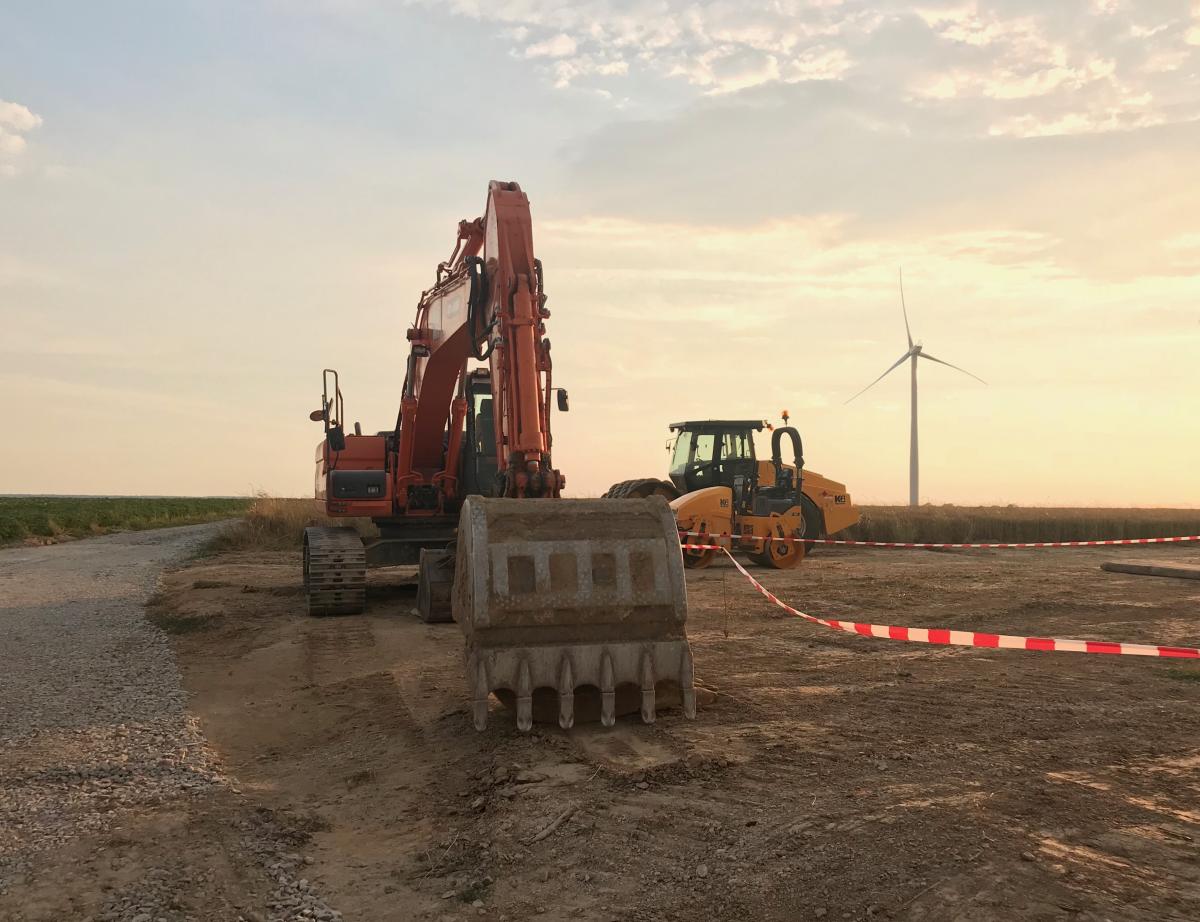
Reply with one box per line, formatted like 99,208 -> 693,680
399,181 -> 562,510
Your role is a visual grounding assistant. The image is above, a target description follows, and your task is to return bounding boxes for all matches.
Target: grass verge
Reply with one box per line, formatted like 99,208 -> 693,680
202,496 -> 376,554
0,496 -> 253,547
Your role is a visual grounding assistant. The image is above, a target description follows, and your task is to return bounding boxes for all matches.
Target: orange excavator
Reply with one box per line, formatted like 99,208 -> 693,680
305,181 -> 695,731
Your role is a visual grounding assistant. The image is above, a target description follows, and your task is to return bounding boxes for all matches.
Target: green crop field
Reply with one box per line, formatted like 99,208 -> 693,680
0,496 -> 253,546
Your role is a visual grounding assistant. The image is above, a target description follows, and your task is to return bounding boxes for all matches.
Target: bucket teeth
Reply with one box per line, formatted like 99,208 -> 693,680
600,652 -> 616,728
516,660 -> 533,732
640,650 -> 656,725
453,497 -> 696,731
473,660 -> 490,732
680,649 -> 697,720
558,658 -> 575,730
467,644 -> 695,732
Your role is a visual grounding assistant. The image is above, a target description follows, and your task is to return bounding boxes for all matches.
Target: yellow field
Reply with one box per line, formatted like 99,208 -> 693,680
204,498 -> 1200,552
848,505 -> 1200,543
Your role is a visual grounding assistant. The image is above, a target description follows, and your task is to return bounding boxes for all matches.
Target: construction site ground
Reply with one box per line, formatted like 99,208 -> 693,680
6,533 -> 1200,921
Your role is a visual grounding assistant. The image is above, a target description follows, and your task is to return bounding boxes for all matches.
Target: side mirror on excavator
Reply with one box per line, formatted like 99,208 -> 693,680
556,389 -> 569,412
309,409 -> 325,422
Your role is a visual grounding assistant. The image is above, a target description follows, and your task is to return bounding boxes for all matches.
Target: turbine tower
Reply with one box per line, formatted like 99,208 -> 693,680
848,269 -> 986,506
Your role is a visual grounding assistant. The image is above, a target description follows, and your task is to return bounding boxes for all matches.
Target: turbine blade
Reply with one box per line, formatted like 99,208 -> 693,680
846,350 -> 913,404
918,351 -> 987,385
899,266 -> 913,350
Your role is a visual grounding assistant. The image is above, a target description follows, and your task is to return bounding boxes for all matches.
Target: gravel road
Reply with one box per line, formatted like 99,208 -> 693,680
0,525 -> 342,922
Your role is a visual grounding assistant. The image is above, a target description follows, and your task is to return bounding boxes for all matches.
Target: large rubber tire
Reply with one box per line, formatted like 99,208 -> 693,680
800,494 -> 824,555
608,478 -> 680,500
637,479 -> 681,500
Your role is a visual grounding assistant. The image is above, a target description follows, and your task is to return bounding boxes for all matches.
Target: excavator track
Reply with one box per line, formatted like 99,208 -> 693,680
603,478 -> 680,500
303,526 -> 367,616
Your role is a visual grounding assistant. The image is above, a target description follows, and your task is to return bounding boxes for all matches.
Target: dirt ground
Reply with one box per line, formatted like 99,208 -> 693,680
150,544 -> 1200,922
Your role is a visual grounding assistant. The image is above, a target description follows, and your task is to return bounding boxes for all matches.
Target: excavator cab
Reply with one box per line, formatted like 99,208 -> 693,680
462,369 -> 499,497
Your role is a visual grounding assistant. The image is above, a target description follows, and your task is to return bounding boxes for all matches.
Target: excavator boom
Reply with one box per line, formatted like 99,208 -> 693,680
399,181 -> 562,509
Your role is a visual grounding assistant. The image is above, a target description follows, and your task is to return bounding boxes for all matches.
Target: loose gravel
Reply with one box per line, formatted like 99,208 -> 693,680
0,524 -> 341,921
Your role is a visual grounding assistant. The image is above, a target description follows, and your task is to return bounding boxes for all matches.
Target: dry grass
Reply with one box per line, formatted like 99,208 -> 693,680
847,505 -> 1200,544
204,496 -> 376,554
0,496 -> 252,547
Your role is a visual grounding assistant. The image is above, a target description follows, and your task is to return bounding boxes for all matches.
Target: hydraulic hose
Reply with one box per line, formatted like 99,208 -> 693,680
466,256 -> 495,361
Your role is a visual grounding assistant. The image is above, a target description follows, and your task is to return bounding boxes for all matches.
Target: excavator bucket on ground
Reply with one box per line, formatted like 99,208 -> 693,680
454,496 -> 696,731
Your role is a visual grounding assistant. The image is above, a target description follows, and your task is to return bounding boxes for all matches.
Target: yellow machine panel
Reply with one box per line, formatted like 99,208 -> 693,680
605,417 -> 860,569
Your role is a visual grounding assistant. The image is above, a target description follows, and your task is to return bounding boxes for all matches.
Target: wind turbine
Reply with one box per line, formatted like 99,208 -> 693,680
848,269 -> 986,507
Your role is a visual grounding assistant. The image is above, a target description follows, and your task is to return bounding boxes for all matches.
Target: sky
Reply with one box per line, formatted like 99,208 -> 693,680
2,0 -> 1198,505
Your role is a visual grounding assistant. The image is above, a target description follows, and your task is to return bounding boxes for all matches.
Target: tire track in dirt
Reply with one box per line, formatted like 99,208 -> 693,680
148,546 -> 1200,922
303,618 -> 378,685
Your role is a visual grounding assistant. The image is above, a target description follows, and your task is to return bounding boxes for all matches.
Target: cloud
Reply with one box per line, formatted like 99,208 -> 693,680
0,254 -> 64,289
1187,0 -> 1200,44
548,70 -> 1200,285
524,32 -> 577,58
0,99 -> 43,176
0,100 -> 42,133
534,206 -> 1200,501
415,1 -> 1200,139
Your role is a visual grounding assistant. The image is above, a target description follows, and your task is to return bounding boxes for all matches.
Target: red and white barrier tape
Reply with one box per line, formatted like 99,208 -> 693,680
682,531 -> 1200,550
715,548 -> 1200,659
